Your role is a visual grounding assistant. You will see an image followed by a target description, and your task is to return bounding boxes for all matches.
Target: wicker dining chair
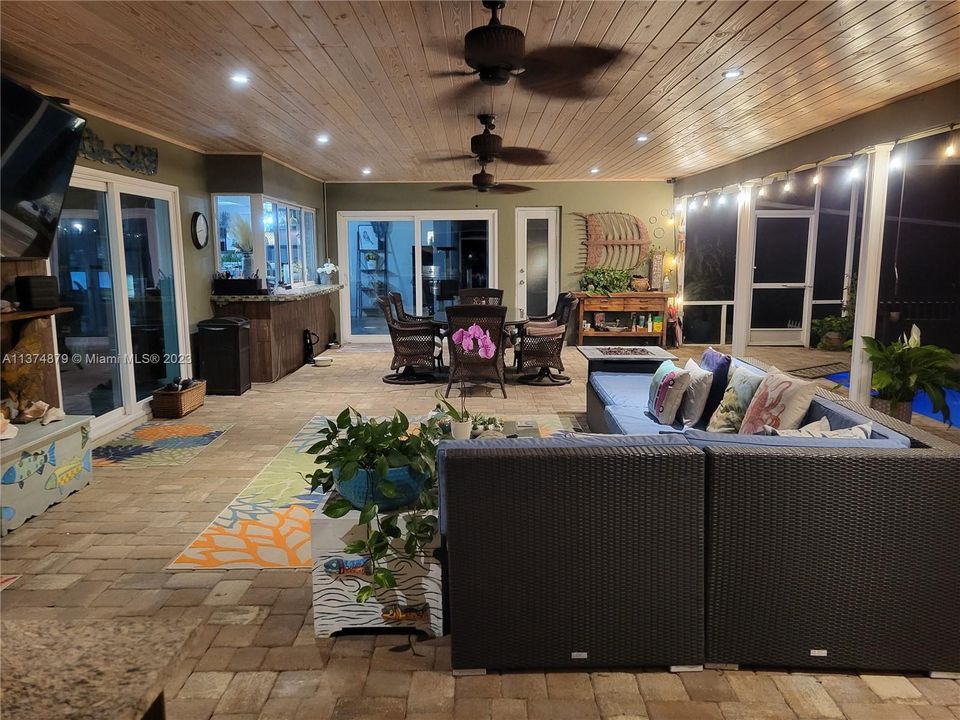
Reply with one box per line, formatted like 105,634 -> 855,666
388,291 -> 444,369
377,297 -> 438,384
457,288 -> 504,305
517,295 -> 579,385
444,304 -> 508,398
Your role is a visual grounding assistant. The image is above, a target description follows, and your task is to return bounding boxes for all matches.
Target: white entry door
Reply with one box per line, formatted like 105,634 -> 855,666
515,207 -> 559,319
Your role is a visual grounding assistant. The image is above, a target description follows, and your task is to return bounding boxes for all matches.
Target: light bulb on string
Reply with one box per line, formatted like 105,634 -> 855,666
947,143 -> 956,158
703,196 -> 710,207
783,181 -> 792,193
758,186 -> 766,197
718,194 -> 726,205
849,164 -> 860,181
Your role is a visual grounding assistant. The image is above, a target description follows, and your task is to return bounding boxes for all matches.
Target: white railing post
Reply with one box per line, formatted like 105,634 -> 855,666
849,142 -> 894,406
732,186 -> 757,357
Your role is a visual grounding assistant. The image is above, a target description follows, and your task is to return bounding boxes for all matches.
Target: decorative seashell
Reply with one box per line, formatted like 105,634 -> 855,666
12,400 -> 49,424
40,406 -> 66,426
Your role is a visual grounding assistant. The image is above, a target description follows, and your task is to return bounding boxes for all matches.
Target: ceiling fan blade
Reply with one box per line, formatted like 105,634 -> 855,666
498,146 -> 552,166
422,154 -> 475,163
432,184 -> 477,192
518,45 -> 622,98
439,79 -> 488,106
489,183 -> 533,194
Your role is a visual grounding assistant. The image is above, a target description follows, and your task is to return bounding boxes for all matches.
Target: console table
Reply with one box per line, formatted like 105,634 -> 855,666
311,496 -> 442,638
573,292 -> 674,346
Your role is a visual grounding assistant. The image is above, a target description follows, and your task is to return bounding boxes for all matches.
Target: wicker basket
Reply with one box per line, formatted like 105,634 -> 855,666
151,380 -> 206,419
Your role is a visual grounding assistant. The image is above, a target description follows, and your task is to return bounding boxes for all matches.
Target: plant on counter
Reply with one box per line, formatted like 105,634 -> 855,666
578,267 -> 631,295
862,325 -> 960,425
305,408 -> 441,602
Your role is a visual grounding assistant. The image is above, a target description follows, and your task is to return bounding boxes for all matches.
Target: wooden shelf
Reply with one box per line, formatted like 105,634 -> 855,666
583,329 -> 659,337
0,307 -> 73,324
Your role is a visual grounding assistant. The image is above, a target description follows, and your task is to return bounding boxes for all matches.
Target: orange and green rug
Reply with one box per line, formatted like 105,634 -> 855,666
170,414 -> 578,570
92,421 -> 232,467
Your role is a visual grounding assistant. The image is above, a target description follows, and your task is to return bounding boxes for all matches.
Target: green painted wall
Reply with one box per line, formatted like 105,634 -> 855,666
74,115 -> 215,330
324,181 -> 675,330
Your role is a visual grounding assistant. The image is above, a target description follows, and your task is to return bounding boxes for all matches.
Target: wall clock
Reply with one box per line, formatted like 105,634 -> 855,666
190,212 -> 209,249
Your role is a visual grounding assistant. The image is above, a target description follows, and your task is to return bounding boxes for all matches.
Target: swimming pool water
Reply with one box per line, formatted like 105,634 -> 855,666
825,371 -> 959,425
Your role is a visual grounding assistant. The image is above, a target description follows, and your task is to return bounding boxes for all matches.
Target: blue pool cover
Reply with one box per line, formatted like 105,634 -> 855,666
825,372 -> 959,425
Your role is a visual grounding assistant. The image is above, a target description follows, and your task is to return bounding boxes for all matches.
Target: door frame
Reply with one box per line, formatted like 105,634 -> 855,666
56,166 -> 190,438
514,207 -> 560,319
749,209 -> 817,346
336,210 -> 498,343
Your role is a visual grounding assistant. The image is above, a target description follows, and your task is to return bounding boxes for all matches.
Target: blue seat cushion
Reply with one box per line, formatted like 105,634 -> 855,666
589,372 -> 652,409
681,428 -> 904,450
604,405 -> 680,435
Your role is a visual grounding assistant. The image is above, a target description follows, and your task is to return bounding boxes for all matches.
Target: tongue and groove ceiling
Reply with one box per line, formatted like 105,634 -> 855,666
1,1 -> 958,182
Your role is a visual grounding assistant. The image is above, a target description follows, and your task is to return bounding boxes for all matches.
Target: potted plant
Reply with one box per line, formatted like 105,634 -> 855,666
812,314 -> 853,350
306,408 -> 441,602
435,324 -> 497,439
578,267 -> 631,295
318,259 -> 338,285
363,251 -> 379,271
434,390 -> 471,439
862,325 -> 960,424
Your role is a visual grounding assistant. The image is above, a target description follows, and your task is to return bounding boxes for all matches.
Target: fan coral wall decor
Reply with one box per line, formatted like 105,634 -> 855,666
574,212 -> 651,271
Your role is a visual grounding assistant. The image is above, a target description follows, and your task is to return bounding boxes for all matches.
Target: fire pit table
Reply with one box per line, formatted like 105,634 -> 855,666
577,345 -> 677,375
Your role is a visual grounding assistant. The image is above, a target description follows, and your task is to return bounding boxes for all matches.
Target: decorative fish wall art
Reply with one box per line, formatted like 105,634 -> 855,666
2,444 -> 56,489
574,211 -> 651,271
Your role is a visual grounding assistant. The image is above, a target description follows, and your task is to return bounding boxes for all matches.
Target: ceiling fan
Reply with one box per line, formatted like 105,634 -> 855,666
433,163 -> 532,194
437,0 -> 623,100
431,114 -> 551,167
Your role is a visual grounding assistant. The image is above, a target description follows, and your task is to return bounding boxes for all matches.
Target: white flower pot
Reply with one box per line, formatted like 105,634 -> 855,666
451,421 -> 472,440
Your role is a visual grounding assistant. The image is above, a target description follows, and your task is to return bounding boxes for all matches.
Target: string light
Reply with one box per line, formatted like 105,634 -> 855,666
703,196 -> 710,207
947,143 -> 956,157
689,200 -> 698,211
675,202 -> 683,212
758,186 -> 766,197
890,153 -> 903,171
717,194 -> 726,205
812,169 -> 820,185
783,181 -> 793,192
849,165 -> 860,181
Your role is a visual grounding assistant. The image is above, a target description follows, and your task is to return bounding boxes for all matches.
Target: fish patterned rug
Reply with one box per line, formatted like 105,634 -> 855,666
169,414 -> 579,570
92,421 -> 233,468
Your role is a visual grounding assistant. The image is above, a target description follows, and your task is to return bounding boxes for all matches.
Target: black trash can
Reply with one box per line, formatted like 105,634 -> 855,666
197,316 -> 251,395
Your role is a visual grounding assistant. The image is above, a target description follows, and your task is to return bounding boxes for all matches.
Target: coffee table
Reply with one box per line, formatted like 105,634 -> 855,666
578,345 -> 677,374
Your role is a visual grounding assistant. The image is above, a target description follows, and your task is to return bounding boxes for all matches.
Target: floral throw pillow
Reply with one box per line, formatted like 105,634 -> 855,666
646,360 -> 692,424
706,366 -> 764,433
739,367 -> 817,435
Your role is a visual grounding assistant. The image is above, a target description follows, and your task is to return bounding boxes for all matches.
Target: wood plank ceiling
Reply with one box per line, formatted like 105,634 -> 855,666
1,1 -> 958,182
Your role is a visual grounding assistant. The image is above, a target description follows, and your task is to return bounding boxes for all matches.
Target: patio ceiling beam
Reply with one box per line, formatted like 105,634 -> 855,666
849,142 -> 895,406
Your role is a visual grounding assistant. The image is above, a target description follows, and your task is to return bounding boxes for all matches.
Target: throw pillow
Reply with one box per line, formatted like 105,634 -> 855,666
646,360 -> 692,424
739,367 -> 818,435
766,417 -> 874,439
679,358 -> 713,427
699,347 -> 732,420
706,366 -> 764,433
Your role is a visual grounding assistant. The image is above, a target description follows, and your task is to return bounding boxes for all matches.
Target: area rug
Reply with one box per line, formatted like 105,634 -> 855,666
169,413 -> 579,570
92,421 -> 233,468
786,361 -> 850,379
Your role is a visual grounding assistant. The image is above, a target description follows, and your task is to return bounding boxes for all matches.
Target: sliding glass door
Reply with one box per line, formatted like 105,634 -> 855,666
338,210 -> 497,342
53,168 -> 189,436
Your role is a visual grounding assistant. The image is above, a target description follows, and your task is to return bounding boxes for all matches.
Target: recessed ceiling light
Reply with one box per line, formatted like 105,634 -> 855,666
361,167 -> 372,176
230,72 -> 250,85
316,134 -> 330,145
590,167 -> 600,174
636,134 -> 649,143
722,68 -> 744,80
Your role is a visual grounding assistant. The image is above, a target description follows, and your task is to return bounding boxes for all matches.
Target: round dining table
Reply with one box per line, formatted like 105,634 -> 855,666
429,307 -> 529,333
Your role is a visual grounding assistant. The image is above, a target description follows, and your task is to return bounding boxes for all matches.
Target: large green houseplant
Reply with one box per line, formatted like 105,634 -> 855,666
306,408 -> 441,601
579,267 -> 631,295
862,326 -> 960,425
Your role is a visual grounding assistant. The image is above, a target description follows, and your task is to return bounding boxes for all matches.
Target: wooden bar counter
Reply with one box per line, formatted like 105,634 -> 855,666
573,291 -> 675,346
211,284 -> 340,383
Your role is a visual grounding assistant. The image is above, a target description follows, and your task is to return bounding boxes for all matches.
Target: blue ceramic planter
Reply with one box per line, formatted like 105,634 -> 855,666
335,465 -> 426,511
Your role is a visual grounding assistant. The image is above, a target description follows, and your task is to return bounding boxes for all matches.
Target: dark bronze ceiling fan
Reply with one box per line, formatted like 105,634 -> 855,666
433,162 -> 532,194
434,0 -> 624,100
428,114 -> 551,167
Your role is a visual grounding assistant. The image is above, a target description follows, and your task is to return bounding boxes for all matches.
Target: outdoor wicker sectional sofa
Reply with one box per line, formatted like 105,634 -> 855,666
438,358 -> 960,674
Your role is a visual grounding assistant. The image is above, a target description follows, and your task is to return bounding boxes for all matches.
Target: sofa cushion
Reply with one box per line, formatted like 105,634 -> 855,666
739,366 -> 818,435
700,347 -> 732,419
804,396 -> 911,448
706,366 -> 764,433
589,371 -> 652,409
647,360 -> 692,424
682,428 -> 905,450
604,405 -> 679,435
680,359 -> 714,427
767,417 -> 874,439
437,433 -> 691,534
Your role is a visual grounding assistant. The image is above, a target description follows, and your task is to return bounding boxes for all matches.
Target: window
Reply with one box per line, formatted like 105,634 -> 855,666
682,192 -> 737,344
214,194 -> 319,289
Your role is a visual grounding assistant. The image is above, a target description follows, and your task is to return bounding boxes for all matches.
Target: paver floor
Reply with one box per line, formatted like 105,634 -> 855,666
2,344 -> 956,720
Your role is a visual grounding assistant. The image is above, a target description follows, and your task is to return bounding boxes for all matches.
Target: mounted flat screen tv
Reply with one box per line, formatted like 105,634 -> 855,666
1,76 -> 86,259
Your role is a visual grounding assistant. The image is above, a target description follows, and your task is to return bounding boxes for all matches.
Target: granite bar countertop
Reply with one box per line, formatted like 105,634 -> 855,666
212,283 -> 342,304
1,619 -> 200,720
